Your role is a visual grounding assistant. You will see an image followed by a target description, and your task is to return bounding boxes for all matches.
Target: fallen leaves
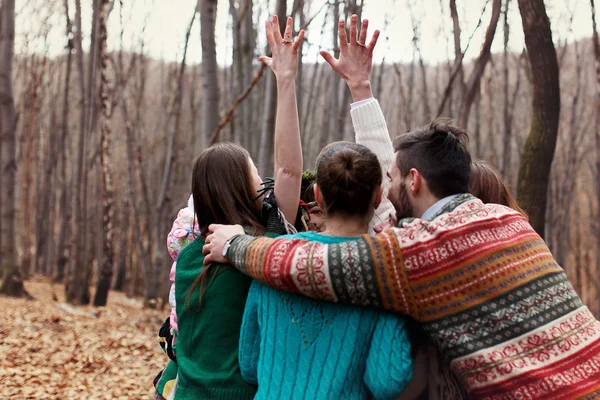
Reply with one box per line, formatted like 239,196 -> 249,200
0,276 -> 169,399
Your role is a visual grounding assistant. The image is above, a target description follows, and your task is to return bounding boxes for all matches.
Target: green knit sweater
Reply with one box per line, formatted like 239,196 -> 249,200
174,238 -> 256,400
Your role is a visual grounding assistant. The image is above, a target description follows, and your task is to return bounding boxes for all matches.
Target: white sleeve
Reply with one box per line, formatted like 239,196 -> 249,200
350,99 -> 396,235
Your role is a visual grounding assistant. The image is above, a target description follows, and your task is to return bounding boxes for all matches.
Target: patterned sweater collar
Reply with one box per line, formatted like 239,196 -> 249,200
397,193 -> 476,227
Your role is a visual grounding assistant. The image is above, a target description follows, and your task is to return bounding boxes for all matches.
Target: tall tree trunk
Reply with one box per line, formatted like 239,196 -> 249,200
515,0 -> 560,237
449,0 -> 464,117
200,0 -> 220,142
590,0 -> 600,280
327,1 -> 342,143
259,0 -> 286,174
501,0 -> 513,178
551,35 -> 583,267
112,201 -> 127,291
20,76 -> 39,279
305,7 -> 330,153
474,89 -> 482,158
132,50 -> 154,301
339,0 -> 361,141
35,76 -> 60,277
93,0 -> 114,307
229,0 -> 255,150
229,0 -> 243,145
55,0 -> 74,282
151,9 -> 196,304
457,0 -> 502,128
66,0 -> 90,304
408,3 -> 431,124
293,0 -> 304,125
86,0 -> 101,135
0,0 -> 26,297
242,0 -> 256,152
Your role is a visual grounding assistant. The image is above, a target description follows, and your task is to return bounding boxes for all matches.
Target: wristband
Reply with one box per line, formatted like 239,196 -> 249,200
221,235 -> 241,259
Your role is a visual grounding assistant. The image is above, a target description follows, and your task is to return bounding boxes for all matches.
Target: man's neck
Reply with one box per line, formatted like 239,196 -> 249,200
322,215 -> 370,237
418,194 -> 462,221
415,195 -> 442,219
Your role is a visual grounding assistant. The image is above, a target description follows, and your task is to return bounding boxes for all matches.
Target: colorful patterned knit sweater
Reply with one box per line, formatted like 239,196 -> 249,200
227,194 -> 600,399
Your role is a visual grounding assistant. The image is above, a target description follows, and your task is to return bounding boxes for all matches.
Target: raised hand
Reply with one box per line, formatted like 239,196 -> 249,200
259,15 -> 305,81
319,14 -> 380,101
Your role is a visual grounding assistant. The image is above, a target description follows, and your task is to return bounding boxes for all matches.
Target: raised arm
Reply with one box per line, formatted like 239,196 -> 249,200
261,16 -> 305,224
202,223 -> 417,317
320,15 -> 395,229
351,102 -> 395,230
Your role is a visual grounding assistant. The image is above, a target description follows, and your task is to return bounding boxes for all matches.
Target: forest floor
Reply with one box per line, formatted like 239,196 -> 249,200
0,276 -> 168,399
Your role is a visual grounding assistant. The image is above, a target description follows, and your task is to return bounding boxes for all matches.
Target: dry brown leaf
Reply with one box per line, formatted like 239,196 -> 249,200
0,276 -> 168,399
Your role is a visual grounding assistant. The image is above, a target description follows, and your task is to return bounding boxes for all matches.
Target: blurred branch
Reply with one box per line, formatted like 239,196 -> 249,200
210,64 -> 268,145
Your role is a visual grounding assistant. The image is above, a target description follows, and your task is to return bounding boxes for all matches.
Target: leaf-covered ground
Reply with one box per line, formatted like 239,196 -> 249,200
0,276 -> 168,399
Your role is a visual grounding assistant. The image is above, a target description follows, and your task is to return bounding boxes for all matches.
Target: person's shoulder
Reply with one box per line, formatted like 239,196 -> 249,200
283,231 -> 320,240
177,237 -> 205,263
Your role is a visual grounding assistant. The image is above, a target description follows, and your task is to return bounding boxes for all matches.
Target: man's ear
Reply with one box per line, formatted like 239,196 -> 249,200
374,184 -> 384,209
409,168 -> 421,195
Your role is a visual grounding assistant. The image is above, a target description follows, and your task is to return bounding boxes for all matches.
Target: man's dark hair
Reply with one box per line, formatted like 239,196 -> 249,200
393,118 -> 471,198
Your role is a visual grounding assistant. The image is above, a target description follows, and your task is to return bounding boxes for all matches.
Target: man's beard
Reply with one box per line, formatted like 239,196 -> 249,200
392,182 -> 414,221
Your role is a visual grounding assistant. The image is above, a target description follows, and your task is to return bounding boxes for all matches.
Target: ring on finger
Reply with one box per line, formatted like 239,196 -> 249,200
282,38 -> 293,44
357,41 -> 366,47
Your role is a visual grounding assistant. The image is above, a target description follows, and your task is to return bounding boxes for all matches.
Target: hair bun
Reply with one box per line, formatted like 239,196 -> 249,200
314,142 -> 382,217
330,149 -> 359,186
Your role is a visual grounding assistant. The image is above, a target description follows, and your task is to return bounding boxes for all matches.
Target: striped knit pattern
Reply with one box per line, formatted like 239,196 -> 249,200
228,194 -> 600,399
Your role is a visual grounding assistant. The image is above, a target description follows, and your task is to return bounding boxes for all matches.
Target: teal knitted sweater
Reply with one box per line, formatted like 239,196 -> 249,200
239,231 -> 413,400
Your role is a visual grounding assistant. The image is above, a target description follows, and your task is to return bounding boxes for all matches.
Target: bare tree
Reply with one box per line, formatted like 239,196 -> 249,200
457,0 -> 502,128
501,0 -> 511,172
55,0 -> 74,283
408,0 -> 431,124
515,0 -> 561,237
448,0 -> 464,117
200,0 -> 220,142
93,0 -> 114,306
65,0 -> 91,304
258,0 -> 286,175
0,0 -> 26,297
151,7 -> 197,304
229,0 -> 256,149
548,53 -> 586,266
327,1 -> 342,143
437,0 -> 494,119
292,0 -> 305,120
590,0 -> 600,281
35,59 -> 62,278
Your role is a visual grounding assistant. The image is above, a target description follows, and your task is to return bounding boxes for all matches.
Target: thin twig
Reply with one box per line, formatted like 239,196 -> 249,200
210,64 -> 267,144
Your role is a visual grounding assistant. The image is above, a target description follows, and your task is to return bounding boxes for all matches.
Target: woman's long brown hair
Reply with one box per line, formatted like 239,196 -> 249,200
470,160 -> 528,218
185,142 -> 263,310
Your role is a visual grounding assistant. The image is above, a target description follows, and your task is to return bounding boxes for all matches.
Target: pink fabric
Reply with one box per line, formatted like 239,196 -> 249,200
166,202 -> 200,333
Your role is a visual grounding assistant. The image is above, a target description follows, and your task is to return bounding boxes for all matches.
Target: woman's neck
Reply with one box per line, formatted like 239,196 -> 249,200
322,215 -> 370,237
